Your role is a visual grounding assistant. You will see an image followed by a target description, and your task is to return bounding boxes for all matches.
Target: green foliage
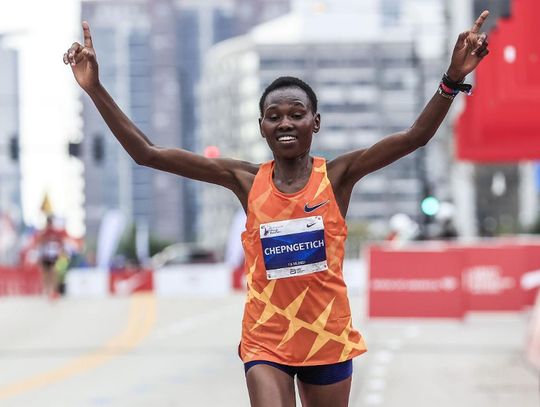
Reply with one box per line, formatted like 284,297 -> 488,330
116,224 -> 137,261
530,216 -> 540,234
116,223 -> 174,263
150,235 -> 174,257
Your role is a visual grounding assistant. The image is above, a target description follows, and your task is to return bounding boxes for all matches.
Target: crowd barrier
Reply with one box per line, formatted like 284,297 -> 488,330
527,290 -> 540,369
368,238 -> 540,318
63,263 -> 232,297
109,268 -> 154,295
0,266 -> 41,296
2,240 -> 540,312
4,247 -> 537,369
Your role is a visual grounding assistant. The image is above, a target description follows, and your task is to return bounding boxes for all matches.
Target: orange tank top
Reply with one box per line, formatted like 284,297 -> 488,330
240,157 -> 367,365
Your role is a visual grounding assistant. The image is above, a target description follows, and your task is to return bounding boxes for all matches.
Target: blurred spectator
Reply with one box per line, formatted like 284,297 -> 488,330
436,202 -> 458,240
35,216 -> 71,298
386,213 -> 420,245
438,219 -> 458,240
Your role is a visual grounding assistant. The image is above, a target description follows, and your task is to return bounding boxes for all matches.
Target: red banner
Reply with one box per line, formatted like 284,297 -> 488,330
527,290 -> 540,369
368,245 -> 464,318
368,240 -> 540,317
109,269 -> 154,295
0,266 -> 42,296
454,244 -> 526,311
456,0 -> 540,161
520,243 -> 540,307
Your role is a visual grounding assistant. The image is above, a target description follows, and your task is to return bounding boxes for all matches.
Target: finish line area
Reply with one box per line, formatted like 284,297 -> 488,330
0,293 -> 537,406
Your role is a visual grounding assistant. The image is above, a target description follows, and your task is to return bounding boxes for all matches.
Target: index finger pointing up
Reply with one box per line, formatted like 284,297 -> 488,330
82,21 -> 93,48
471,10 -> 490,33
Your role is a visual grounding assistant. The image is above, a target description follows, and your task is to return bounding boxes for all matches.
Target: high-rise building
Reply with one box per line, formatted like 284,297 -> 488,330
198,0 -> 449,249
234,0 -> 291,33
80,0 -> 262,248
81,0 -> 161,245
0,39 -> 22,264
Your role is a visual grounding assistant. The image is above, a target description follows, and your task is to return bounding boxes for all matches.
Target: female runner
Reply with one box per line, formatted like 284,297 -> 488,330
64,10 -> 490,406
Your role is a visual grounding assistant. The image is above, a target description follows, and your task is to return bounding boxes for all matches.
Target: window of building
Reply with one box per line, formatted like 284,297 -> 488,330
381,0 -> 402,26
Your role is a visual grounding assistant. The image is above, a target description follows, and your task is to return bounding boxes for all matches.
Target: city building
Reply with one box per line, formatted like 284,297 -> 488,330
198,0 -> 450,250
233,0 -> 291,33
0,38 -> 22,264
81,0 -> 163,247
80,0 -> 260,248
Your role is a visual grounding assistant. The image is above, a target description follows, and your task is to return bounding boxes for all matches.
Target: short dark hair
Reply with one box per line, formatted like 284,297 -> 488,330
259,76 -> 318,116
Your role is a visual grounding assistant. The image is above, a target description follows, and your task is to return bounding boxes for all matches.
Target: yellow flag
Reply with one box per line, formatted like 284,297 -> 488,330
40,193 -> 53,215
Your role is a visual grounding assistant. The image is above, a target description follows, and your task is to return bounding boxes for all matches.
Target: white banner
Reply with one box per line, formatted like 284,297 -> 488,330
96,209 -> 126,270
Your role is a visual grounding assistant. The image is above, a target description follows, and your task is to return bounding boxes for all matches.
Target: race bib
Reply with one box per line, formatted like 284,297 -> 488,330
41,241 -> 62,258
260,216 -> 328,280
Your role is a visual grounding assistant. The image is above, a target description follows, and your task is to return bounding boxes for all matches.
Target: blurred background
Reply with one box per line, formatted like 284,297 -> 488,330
0,0 -> 539,267
0,0 -> 539,406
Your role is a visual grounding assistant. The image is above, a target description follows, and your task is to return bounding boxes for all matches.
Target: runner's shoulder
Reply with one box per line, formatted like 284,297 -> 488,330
217,158 -> 260,193
326,150 -> 367,185
221,158 -> 260,178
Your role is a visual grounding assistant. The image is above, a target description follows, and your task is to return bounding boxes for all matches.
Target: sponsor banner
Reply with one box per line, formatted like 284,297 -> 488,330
368,246 -> 464,318
260,216 -> 327,280
527,290 -> 540,369
0,266 -> 41,296
456,0 -> 540,161
154,263 -> 231,296
65,268 -> 109,298
110,269 -> 154,295
453,244 -> 526,311
96,210 -> 126,269
519,243 -> 540,307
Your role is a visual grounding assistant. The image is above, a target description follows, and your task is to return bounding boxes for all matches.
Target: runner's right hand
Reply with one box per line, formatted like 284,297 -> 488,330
63,21 -> 100,92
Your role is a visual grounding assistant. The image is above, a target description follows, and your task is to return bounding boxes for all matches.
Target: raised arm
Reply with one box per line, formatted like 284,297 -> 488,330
329,11 -> 490,191
63,22 -> 257,206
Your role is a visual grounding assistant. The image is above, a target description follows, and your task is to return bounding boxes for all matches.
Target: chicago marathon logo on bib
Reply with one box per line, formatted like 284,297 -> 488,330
260,216 -> 328,280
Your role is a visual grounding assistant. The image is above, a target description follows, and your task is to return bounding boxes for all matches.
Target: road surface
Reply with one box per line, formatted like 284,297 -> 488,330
0,293 -> 537,406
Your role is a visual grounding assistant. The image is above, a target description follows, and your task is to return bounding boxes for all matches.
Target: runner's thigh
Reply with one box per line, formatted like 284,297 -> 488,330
246,364 -> 296,407
297,376 -> 351,407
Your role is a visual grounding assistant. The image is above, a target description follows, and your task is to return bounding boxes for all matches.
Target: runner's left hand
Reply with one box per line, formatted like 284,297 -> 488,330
446,10 -> 490,82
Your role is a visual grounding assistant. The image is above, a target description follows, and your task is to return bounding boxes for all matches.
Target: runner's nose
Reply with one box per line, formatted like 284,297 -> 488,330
277,118 -> 294,131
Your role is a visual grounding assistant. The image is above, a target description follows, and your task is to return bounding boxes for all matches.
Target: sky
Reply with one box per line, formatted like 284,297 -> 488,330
0,0 -> 85,236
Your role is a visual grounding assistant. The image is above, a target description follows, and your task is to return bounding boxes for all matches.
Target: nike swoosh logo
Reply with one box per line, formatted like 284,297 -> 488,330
306,222 -> 317,228
304,200 -> 329,213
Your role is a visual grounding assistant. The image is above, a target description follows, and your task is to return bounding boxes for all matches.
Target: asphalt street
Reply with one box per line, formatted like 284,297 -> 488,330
0,292 -> 537,406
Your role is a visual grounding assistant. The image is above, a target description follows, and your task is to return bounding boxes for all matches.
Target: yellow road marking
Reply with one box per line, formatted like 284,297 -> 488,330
0,293 -> 156,401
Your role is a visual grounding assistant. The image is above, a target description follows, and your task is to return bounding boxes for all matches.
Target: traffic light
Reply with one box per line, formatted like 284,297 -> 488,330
68,142 -> 82,157
9,135 -> 19,161
93,135 -> 104,163
421,195 -> 440,217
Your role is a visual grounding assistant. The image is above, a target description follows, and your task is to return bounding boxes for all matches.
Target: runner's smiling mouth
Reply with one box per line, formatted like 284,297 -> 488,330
277,135 -> 297,142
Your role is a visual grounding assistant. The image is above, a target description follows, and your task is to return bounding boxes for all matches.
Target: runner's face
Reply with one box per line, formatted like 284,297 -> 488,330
259,87 -> 320,159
